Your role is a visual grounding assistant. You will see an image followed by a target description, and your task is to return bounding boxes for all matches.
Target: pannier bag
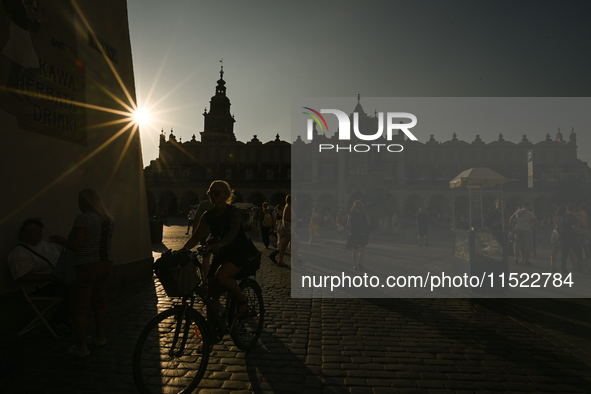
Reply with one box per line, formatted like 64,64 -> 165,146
153,249 -> 200,297
242,238 -> 261,277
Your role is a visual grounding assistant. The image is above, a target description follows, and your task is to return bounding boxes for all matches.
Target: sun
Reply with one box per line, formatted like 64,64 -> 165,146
132,107 -> 151,126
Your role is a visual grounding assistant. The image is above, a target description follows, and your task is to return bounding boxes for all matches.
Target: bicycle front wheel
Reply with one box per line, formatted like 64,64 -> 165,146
133,307 -> 211,394
230,279 -> 265,351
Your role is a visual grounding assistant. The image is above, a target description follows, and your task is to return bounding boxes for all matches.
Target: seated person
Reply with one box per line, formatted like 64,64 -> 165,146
7,218 -> 70,329
8,218 -> 60,284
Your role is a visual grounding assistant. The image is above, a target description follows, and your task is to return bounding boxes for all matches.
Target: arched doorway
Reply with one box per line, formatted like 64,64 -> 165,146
159,191 -> 178,217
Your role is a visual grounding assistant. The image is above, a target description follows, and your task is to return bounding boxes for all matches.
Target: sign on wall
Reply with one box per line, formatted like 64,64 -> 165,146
0,0 -> 86,145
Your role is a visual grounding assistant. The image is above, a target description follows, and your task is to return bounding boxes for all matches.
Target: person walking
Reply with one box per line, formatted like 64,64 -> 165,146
258,202 -> 274,249
550,206 -> 567,273
557,204 -> 584,274
510,202 -> 539,266
307,208 -> 325,245
269,206 -> 283,263
336,208 -> 344,238
186,205 -> 197,234
275,195 -> 299,267
249,207 -> 260,237
416,207 -> 429,247
347,200 -> 370,270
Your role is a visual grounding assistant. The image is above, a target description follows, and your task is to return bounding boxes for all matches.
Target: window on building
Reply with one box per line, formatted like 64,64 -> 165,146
206,169 -> 212,179
579,172 -> 586,181
246,169 -> 252,180
226,169 -> 232,179
421,170 -> 428,180
443,170 -> 450,180
267,169 -> 273,180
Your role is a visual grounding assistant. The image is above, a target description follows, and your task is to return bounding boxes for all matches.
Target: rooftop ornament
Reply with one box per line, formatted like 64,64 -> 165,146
556,128 -> 564,143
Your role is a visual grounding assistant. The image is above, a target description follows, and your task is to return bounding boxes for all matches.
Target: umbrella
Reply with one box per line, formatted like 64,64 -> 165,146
449,168 -> 508,189
233,202 -> 256,209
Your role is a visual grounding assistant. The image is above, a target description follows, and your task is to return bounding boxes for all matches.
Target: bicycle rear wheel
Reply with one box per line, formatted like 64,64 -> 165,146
230,279 -> 264,351
133,307 -> 211,394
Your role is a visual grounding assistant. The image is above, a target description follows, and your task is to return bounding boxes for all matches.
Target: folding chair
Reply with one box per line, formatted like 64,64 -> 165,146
18,283 -> 63,338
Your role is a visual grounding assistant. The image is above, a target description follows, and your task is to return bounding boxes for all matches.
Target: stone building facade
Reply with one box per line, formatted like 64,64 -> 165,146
146,78 -> 590,224
292,98 -> 590,224
144,68 -> 291,215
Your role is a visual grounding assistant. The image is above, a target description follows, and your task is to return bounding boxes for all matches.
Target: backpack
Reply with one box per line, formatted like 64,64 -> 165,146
262,211 -> 273,227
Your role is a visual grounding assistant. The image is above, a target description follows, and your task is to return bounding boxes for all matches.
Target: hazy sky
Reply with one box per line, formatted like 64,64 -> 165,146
127,0 -> 591,165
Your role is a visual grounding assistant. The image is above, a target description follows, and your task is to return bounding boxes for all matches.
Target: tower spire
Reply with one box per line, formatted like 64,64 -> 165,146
201,65 -> 236,143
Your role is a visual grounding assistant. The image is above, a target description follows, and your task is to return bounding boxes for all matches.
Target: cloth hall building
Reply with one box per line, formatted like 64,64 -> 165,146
144,74 -> 590,223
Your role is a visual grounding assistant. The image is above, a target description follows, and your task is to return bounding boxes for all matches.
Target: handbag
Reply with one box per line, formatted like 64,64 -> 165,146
54,248 -> 76,285
153,249 -> 200,297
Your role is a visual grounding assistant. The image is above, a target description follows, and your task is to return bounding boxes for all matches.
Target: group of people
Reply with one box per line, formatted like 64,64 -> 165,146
8,189 -> 114,357
484,198 -> 590,274
302,202 -> 372,270
235,200 -> 300,269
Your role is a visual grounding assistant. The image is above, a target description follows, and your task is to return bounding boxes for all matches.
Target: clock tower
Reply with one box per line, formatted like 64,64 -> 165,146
200,64 -> 237,143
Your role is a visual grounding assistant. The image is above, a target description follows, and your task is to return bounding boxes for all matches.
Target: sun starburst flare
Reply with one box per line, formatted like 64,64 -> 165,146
132,108 -> 151,127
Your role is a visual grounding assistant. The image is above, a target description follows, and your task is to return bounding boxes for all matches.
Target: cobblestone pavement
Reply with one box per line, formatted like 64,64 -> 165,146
1,219 -> 591,393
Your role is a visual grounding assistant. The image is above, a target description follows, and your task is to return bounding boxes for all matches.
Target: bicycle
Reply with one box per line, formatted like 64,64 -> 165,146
132,248 -> 264,394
